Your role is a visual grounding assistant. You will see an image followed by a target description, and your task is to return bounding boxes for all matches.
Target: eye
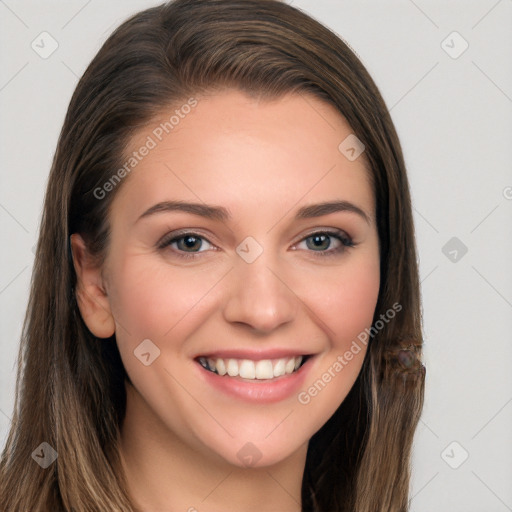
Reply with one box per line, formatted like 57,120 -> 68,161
157,228 -> 355,261
293,230 -> 355,257
158,231 -> 215,259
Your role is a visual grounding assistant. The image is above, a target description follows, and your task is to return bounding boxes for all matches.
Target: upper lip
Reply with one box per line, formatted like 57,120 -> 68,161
194,349 -> 312,360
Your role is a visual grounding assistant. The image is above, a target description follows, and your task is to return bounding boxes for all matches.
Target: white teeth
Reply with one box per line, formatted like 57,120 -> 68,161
216,358 -> 227,376
227,359 -> 238,377
239,360 -> 256,379
273,359 -> 286,377
198,355 -> 305,380
285,358 -> 295,374
255,360 -> 274,379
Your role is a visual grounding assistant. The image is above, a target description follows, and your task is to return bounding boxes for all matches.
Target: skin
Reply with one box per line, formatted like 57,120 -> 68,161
71,89 -> 380,512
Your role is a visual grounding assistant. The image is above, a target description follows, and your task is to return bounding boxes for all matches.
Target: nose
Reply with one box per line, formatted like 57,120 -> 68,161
222,251 -> 297,334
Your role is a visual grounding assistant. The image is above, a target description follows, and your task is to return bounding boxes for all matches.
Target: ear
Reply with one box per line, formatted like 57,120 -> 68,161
69,233 -> 115,339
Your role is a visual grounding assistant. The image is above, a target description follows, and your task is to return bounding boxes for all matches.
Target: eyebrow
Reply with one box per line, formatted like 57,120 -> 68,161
137,199 -> 371,225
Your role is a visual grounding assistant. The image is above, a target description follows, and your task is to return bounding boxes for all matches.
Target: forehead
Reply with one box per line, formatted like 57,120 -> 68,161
112,89 -> 374,224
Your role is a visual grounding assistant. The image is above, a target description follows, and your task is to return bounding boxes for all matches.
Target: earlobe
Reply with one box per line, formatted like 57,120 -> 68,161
69,233 -> 115,339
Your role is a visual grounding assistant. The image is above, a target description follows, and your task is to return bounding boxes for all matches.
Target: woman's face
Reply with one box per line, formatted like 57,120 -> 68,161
95,89 -> 380,467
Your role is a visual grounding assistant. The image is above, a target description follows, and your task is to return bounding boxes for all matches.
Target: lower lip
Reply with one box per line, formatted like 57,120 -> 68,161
195,357 -> 314,404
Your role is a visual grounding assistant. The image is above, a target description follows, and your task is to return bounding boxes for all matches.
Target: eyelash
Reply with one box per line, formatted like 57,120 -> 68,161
157,229 -> 356,260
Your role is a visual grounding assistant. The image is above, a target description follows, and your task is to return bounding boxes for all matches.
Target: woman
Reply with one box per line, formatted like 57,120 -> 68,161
0,0 -> 425,510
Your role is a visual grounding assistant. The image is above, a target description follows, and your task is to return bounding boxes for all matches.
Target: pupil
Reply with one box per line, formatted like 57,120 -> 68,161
309,234 -> 329,251
182,236 -> 200,251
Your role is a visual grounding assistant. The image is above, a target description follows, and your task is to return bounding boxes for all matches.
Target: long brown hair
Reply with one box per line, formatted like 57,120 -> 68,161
0,1 -> 425,510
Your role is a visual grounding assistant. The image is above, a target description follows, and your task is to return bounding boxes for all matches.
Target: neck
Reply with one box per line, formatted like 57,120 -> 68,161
119,382 -> 306,512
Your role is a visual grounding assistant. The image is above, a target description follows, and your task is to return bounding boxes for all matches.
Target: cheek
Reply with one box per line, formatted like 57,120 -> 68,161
294,255 -> 379,428
108,243 -> 380,353
302,256 -> 380,349
107,256 -> 226,348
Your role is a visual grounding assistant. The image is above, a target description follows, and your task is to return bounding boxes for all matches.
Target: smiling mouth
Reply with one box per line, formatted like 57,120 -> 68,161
195,355 -> 309,380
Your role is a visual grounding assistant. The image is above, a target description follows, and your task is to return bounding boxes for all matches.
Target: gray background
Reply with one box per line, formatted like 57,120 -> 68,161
1,0 -> 511,510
